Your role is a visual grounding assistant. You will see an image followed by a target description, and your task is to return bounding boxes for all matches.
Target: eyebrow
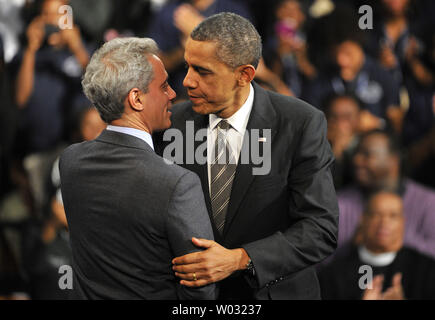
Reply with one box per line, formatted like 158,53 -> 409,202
185,61 -> 212,73
194,65 -> 212,73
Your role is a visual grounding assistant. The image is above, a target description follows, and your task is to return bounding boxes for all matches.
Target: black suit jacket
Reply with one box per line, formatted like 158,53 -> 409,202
155,82 -> 339,299
60,130 -> 216,299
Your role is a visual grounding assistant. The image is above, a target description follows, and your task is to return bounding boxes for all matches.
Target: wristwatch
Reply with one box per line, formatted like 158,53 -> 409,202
245,259 -> 256,277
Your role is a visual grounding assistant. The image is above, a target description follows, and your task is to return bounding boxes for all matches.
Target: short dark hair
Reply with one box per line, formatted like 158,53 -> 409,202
363,188 -> 403,216
322,92 -> 362,115
359,129 -> 401,157
190,12 -> 262,69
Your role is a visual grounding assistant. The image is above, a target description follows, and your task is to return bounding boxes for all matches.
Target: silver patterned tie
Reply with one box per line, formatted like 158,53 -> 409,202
210,120 -> 237,234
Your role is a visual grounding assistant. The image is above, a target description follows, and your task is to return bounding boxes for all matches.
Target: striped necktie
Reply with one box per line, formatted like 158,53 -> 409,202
210,120 -> 237,234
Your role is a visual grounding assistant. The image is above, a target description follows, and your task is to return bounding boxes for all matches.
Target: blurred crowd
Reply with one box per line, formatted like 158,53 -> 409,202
0,0 -> 434,299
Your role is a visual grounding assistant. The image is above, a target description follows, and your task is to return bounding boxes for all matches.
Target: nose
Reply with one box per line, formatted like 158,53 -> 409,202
353,152 -> 363,167
183,68 -> 197,89
337,52 -> 350,69
168,84 -> 176,101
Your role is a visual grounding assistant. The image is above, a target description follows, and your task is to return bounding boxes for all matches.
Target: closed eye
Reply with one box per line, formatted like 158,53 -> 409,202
185,62 -> 212,75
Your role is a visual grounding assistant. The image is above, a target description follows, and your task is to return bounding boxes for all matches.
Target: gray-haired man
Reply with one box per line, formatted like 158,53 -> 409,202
59,37 -> 216,299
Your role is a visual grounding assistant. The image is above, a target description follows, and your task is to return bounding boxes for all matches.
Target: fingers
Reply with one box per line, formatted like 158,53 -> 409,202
370,274 -> 384,294
172,251 -> 202,265
175,271 -> 214,287
392,272 -> 402,287
382,286 -> 403,300
171,238 -> 215,267
174,271 -> 198,281
362,274 -> 384,300
173,262 -> 204,274
191,237 -> 215,248
381,287 -> 395,300
180,279 -> 212,288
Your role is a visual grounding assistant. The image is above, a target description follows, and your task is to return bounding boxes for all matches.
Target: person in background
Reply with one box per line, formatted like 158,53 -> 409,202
367,0 -> 419,86
302,22 -> 404,134
21,187 -> 71,300
324,93 -> 361,190
147,0 -> 253,97
263,0 -> 316,97
0,159 -> 37,300
51,106 -> 106,219
68,106 -> 107,144
318,190 -> 435,300
0,230 -> 29,300
406,96 -> 435,189
401,29 -> 435,146
337,129 -> 435,259
366,0 -> 435,147
0,35 -> 18,199
12,0 -> 91,213
19,106 -> 105,300
14,0 -> 89,154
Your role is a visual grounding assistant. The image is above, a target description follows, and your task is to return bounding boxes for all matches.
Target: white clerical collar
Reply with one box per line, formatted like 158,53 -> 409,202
358,246 -> 397,267
106,125 -> 154,150
209,83 -> 254,134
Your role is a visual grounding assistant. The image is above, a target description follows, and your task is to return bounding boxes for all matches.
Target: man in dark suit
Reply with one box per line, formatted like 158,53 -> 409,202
156,13 -> 339,299
59,37 -> 216,299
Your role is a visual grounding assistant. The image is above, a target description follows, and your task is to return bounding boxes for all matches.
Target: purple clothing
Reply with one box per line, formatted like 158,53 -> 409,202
337,179 -> 435,259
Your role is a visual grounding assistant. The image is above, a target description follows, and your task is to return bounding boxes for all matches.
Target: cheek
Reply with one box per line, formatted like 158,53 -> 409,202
367,159 -> 381,173
208,82 -> 232,103
393,221 -> 404,236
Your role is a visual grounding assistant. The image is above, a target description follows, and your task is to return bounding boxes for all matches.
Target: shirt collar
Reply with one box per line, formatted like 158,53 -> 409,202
106,125 -> 154,150
209,83 -> 254,133
358,246 -> 398,267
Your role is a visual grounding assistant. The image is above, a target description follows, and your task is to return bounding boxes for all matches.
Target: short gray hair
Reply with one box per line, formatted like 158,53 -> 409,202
191,12 -> 262,69
82,37 -> 159,123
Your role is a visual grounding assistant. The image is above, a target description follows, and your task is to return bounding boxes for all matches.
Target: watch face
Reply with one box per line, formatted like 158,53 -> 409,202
246,260 -> 255,276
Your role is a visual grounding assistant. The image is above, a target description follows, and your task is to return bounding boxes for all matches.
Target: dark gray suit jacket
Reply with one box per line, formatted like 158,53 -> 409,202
60,130 -> 216,299
155,82 -> 339,299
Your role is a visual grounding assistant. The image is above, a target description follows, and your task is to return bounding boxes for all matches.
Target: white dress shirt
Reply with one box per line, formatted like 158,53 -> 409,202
207,84 -> 254,191
106,125 -> 155,151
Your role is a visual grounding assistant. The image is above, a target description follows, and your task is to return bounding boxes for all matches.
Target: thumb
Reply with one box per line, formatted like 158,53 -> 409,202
392,273 -> 402,287
192,237 -> 215,248
372,274 -> 384,291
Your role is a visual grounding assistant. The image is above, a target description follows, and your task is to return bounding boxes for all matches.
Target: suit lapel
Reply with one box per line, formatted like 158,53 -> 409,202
190,112 -> 212,214
222,83 -> 278,238
182,109 -> 226,240
180,84 -> 278,241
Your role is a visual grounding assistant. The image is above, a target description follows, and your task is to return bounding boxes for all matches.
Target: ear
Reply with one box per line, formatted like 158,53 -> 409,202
237,64 -> 256,87
127,88 -> 145,112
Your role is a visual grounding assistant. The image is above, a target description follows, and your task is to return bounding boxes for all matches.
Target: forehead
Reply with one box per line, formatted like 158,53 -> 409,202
42,0 -> 65,11
360,134 -> 389,152
336,41 -> 360,53
331,97 -> 359,112
368,193 -> 403,214
148,54 -> 167,82
184,38 -> 225,70
279,0 -> 301,12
